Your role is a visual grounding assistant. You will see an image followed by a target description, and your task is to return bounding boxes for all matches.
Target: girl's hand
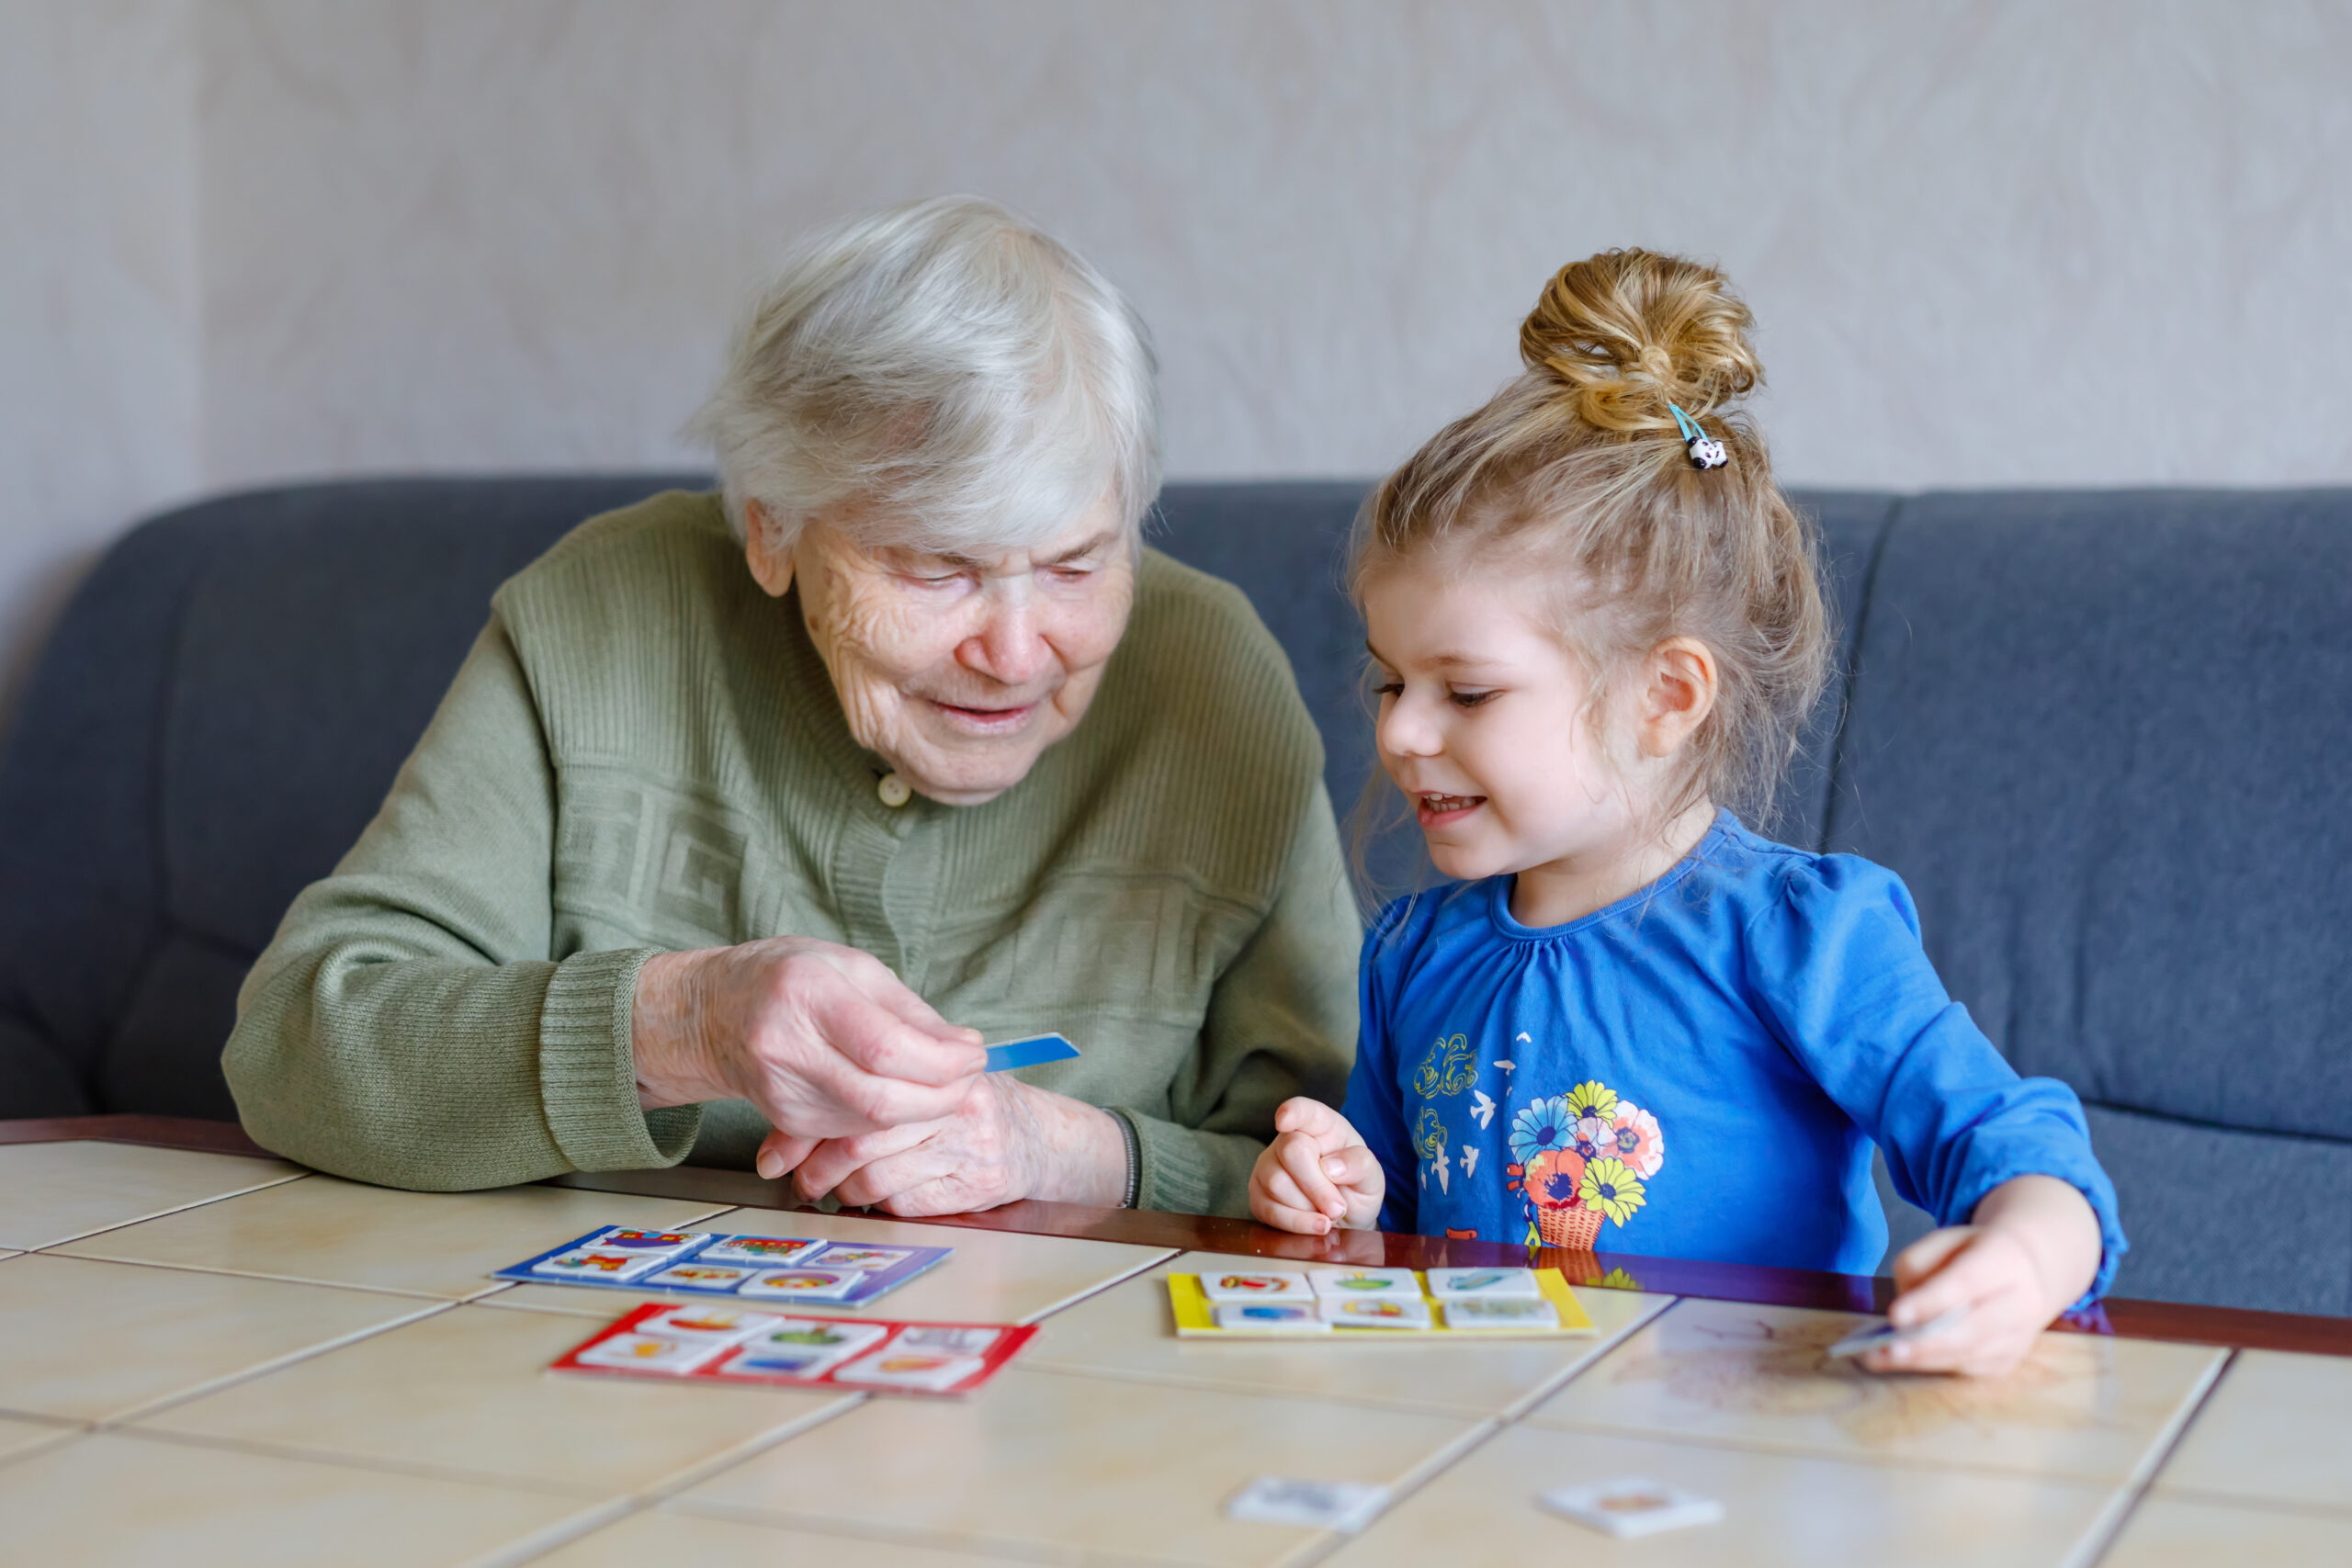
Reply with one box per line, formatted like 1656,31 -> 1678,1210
1248,1097 -> 1385,1235
1867,1174 -> 2103,1378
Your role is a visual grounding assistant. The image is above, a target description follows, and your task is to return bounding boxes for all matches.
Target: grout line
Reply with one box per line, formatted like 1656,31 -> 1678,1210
635,1393 -> 873,1501
455,1498 -> 644,1568
1497,1292 -> 1679,1423
1521,1413 -> 2140,1490
1272,1416 -> 1509,1568
94,1420 -> 600,1502
2143,1484 -> 2352,1524
665,1493 -> 1087,1565
1012,1248 -> 1182,1326
1012,1358 -> 1484,1421
95,1298 -> 458,1427
23,1247 -> 465,1303
2068,1346 -> 2239,1568
17,1168 -> 313,1252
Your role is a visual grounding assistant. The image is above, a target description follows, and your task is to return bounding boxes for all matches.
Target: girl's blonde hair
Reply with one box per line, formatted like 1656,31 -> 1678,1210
1352,248 -> 1830,831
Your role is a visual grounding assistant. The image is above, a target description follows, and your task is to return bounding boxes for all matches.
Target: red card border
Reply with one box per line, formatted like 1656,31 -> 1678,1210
549,1301 -> 1037,1397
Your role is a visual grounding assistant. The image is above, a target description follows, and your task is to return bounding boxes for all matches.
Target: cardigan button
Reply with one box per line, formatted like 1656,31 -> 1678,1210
876,773 -> 912,808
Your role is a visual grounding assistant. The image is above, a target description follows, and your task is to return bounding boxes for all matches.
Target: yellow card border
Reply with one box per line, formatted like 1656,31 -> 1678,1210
1169,1267 -> 1596,1339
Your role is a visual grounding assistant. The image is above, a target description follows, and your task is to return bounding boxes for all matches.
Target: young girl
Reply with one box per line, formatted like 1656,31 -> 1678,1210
1249,250 -> 2123,1378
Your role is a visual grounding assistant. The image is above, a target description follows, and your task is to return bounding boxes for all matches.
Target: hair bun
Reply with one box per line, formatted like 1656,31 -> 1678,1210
1518,249 -> 1761,434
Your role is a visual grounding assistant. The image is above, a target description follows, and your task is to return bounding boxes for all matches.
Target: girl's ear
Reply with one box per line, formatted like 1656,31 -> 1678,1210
743,500 -> 795,598
1636,637 -> 1719,758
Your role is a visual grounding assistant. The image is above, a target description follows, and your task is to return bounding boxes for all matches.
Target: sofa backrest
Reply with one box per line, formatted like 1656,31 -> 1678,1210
3,475 -> 2346,1315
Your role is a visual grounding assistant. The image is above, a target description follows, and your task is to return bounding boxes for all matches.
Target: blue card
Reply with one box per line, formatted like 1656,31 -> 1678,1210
984,1032 -> 1081,1073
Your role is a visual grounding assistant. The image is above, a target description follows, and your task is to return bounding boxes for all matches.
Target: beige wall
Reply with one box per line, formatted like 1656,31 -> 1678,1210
7,0 -> 2352,720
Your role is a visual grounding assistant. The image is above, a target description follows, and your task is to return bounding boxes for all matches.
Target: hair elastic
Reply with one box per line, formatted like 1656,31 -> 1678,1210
1671,404 -> 1729,470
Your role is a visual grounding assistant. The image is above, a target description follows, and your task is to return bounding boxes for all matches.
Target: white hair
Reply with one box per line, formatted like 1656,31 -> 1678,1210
687,196 -> 1161,555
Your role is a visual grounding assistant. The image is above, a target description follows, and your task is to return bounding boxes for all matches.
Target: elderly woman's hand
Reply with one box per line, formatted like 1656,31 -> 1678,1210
772,1075 -> 1129,1214
630,937 -> 989,1148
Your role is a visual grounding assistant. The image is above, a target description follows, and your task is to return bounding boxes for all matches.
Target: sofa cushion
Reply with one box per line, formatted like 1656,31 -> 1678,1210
1829,488 -> 2352,1308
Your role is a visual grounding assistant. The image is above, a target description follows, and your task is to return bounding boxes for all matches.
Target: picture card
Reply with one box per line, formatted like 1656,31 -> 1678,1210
1320,1295 -> 1432,1330
984,1032 -> 1082,1073
694,1235 -> 827,1267
1442,1297 -> 1561,1330
529,1247 -> 668,1283
1199,1269 -> 1312,1303
1307,1267 -> 1419,1300
1423,1266 -> 1543,1300
1540,1478 -> 1724,1539
1168,1269 -> 1594,1338
552,1303 -> 1033,1397
1226,1476 -> 1390,1533
493,1225 -> 951,1306
1215,1301 -> 1330,1332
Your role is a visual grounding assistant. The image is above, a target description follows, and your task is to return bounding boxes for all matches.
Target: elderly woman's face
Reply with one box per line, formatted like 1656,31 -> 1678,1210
747,495 -> 1136,806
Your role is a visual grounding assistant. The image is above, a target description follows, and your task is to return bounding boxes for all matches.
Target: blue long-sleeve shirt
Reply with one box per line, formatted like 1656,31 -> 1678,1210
1341,814 -> 2125,1297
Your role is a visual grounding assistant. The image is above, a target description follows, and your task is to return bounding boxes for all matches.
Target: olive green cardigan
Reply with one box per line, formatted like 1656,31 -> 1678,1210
224,491 -> 1360,1215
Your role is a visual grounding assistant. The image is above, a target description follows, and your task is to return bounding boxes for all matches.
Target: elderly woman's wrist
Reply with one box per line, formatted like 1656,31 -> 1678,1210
629,949 -> 726,1109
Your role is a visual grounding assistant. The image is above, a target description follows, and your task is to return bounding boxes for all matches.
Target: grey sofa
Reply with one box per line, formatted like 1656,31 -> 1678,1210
3,477 -> 2345,1315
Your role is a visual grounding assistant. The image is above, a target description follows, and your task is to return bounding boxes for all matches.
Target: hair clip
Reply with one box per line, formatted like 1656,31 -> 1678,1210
1671,404 -> 1728,469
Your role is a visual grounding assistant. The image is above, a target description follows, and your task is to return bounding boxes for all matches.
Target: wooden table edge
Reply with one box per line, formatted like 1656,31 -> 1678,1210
8,1113 -> 2346,1357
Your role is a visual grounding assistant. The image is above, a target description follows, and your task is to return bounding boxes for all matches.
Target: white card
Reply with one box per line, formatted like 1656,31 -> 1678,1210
694,1235 -> 827,1267
1424,1266 -> 1543,1299
718,1317 -> 888,1376
1214,1301 -> 1331,1332
1442,1297 -> 1561,1330
1540,1478 -> 1724,1539
1198,1269 -> 1312,1303
1826,1303 -> 1971,1359
530,1247 -> 666,1282
573,1331 -> 728,1373
1226,1476 -> 1390,1533
831,1349 -> 987,1392
1321,1295 -> 1432,1329
638,1305 -> 779,1343
893,1325 -> 1002,1355
737,1266 -> 865,1301
642,1261 -> 754,1291
805,1245 -> 916,1272
1307,1268 -> 1421,1300
577,1227 -> 702,1256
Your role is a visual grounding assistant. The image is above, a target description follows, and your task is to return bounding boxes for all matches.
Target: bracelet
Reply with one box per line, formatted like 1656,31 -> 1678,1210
1111,1109 -> 1141,1210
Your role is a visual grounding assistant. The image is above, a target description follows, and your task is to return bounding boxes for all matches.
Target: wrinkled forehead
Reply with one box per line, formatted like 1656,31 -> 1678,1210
831,486 -> 1136,569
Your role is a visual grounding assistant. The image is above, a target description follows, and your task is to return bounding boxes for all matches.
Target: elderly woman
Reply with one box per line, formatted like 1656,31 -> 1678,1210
224,197 -> 1358,1216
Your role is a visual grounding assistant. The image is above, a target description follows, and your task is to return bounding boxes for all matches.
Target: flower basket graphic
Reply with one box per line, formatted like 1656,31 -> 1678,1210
1537,1202 -> 1608,1248
1511,1083 -> 1660,1250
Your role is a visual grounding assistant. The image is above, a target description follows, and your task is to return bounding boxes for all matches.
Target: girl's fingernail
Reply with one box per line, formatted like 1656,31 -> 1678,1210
1324,1157 -> 1348,1178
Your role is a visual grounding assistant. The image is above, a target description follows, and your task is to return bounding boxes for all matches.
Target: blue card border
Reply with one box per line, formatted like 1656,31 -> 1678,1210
493,1225 -> 949,1305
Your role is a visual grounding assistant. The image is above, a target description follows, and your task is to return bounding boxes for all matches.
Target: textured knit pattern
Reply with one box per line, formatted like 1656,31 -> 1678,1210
225,491 -> 1361,1213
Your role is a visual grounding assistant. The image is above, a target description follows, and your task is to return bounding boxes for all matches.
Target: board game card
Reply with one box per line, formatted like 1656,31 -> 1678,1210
1540,1478 -> 1724,1539
1214,1301 -> 1331,1332
894,1325 -> 1003,1355
983,1032 -> 1082,1073
737,1266 -> 865,1301
530,1247 -> 669,1282
805,1245 -> 917,1272
573,1331 -> 729,1373
1826,1303 -> 1971,1360
1200,1269 -> 1312,1303
638,1305 -> 780,1343
694,1235 -> 827,1268
1306,1267 -> 1420,1300
642,1261 -> 756,1291
716,1317 -> 888,1376
1442,1296 -> 1561,1330
1423,1266 -> 1544,1300
1226,1476 -> 1390,1533
1320,1295 -> 1432,1329
831,1349 -> 989,1393
577,1228 -> 702,1254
